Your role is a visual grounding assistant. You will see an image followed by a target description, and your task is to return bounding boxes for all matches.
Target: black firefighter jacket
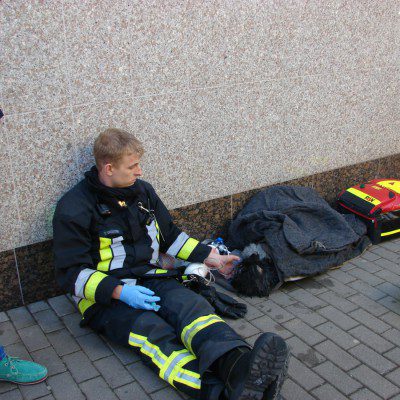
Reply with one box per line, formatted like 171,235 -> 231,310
53,171 -> 212,320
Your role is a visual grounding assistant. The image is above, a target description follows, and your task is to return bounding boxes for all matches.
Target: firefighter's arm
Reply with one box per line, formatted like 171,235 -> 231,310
147,184 -> 212,263
53,209 -> 121,305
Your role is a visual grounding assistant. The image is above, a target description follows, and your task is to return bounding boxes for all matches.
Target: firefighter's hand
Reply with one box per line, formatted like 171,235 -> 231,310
119,284 -> 161,311
204,248 -> 241,279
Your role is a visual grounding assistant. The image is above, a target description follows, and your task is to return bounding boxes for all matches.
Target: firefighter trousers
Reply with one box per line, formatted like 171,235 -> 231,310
86,278 -> 249,400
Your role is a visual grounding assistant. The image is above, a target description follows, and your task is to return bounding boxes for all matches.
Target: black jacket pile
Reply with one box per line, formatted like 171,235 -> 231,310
227,185 -> 371,280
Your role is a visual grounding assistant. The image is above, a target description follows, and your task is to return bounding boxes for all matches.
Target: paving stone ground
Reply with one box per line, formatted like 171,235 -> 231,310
1,237 -> 400,399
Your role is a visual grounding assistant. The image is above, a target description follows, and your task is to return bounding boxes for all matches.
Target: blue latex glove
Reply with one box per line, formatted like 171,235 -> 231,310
120,284 -> 161,311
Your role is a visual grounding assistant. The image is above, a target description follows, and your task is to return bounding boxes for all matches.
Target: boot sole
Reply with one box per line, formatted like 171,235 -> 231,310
263,348 -> 290,400
231,333 -> 289,400
0,374 -> 48,385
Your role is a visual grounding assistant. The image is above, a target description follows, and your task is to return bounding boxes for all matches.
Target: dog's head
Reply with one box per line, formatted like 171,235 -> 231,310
232,253 -> 271,297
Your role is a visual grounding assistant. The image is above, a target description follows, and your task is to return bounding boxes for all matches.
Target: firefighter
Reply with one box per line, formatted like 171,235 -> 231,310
53,128 -> 289,400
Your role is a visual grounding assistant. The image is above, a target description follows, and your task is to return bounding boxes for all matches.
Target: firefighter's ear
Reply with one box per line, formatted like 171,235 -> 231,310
104,163 -> 113,176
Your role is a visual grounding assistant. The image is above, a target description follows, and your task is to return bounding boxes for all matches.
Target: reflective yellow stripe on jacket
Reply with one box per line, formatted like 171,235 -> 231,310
71,295 -> 96,318
77,298 -> 95,315
74,268 -> 108,302
97,236 -> 126,272
166,232 -> 199,261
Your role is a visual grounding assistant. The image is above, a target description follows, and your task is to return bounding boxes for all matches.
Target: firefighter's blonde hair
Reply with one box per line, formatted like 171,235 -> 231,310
94,128 -> 144,168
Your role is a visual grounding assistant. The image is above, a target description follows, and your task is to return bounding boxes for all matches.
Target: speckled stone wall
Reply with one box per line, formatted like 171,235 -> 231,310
0,2 -> 399,308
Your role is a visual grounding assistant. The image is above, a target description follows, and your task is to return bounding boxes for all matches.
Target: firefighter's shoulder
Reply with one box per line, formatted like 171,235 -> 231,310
55,179 -> 94,220
137,179 -> 158,199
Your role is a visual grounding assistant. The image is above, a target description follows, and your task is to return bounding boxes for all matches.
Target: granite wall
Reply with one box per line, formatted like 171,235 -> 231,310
0,1 -> 399,309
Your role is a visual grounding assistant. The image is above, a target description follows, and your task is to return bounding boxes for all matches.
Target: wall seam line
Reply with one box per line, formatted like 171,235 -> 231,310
3,64 -> 399,119
13,249 -> 25,305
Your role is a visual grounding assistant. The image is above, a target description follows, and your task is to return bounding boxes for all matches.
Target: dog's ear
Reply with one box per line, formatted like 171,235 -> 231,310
259,259 -> 281,290
242,253 -> 259,266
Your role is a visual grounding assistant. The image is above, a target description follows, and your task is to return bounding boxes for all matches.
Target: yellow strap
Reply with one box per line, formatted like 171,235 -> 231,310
381,228 -> 400,237
98,237 -> 113,271
347,187 -> 381,206
177,238 -> 199,260
155,269 -> 168,274
99,237 -> 112,250
97,259 -> 111,272
77,298 -> 96,316
376,180 -> 400,194
84,271 -> 107,301
99,247 -> 112,261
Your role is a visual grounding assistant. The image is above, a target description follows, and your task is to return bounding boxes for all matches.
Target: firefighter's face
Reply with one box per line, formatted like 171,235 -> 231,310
107,153 -> 143,188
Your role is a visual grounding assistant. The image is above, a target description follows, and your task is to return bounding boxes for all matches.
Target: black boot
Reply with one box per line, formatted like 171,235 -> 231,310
262,346 -> 290,400
218,333 -> 289,400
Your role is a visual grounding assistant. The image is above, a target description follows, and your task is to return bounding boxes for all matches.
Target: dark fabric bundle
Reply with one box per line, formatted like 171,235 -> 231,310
227,186 -> 371,280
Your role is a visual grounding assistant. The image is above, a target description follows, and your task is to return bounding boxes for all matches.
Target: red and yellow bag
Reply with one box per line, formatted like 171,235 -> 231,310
337,179 -> 400,244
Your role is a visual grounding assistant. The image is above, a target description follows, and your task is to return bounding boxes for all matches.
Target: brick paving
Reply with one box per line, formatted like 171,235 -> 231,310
1,237 -> 400,399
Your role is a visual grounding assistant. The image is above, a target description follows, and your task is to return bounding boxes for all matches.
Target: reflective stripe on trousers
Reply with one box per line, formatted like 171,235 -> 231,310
181,314 -> 224,354
129,332 -> 201,390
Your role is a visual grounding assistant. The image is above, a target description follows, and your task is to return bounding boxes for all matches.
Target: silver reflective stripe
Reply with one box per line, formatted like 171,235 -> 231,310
121,278 -> 137,286
166,232 -> 190,257
162,352 -> 189,381
72,295 -> 80,306
146,220 -> 159,265
75,268 -> 95,298
128,335 -> 144,346
176,370 -> 201,387
146,269 -> 157,275
109,237 -> 126,270
183,316 -> 222,347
